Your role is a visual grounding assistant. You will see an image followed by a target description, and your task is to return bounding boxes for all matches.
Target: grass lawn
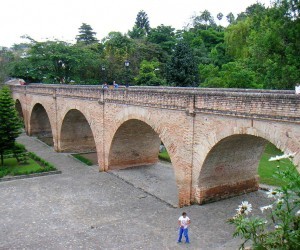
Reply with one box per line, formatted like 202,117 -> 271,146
258,143 -> 298,186
159,143 -> 299,187
72,154 -> 93,166
0,156 -> 56,178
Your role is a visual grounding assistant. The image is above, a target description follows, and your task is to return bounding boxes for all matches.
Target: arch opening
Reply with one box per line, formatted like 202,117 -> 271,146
198,134 -> 267,204
108,119 -> 179,207
60,109 -> 96,153
30,103 -> 53,146
15,99 -> 24,122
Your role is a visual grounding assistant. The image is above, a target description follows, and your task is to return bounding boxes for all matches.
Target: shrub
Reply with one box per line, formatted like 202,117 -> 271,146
228,153 -> 300,250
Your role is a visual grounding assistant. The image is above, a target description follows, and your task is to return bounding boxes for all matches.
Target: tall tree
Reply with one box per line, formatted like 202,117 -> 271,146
147,25 -> 176,54
167,41 -> 198,87
0,87 -> 22,165
192,10 -> 216,30
134,10 -> 151,35
76,23 -> 99,45
226,12 -> 235,24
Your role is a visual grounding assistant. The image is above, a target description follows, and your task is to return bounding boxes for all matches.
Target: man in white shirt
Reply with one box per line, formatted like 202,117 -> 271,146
177,212 -> 191,243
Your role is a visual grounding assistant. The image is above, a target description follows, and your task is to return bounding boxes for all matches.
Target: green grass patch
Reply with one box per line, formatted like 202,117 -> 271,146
0,157 -> 56,178
0,143 -> 57,178
258,143 -> 298,186
158,150 -> 171,162
72,154 -> 93,166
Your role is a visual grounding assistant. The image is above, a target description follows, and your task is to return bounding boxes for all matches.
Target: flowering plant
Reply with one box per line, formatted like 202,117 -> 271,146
228,153 -> 300,250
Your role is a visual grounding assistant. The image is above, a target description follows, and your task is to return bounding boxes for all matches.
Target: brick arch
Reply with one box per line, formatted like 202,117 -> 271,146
15,99 -> 24,121
194,124 -> 300,204
57,102 -> 103,168
108,119 -> 162,170
105,107 -> 192,207
58,109 -> 96,153
29,103 -> 54,146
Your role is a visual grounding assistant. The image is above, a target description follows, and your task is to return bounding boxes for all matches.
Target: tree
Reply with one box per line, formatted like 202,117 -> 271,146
134,60 -> 165,86
167,41 -> 198,87
134,10 -> 150,35
226,12 -> 235,24
76,23 -> 99,45
191,10 -> 216,30
0,87 -> 22,165
217,12 -> 224,30
147,25 -> 176,54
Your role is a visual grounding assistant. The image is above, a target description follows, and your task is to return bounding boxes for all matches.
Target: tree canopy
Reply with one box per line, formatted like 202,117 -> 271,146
76,23 -> 99,45
3,1 -> 300,90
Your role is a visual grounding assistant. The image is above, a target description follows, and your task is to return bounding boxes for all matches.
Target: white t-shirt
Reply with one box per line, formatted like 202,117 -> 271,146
178,216 -> 190,229
295,85 -> 300,94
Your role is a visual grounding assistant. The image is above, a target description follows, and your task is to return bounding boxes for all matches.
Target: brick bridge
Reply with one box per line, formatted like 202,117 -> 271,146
10,84 -> 300,207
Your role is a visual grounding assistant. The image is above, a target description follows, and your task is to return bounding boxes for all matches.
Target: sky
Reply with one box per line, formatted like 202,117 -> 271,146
1,0 -> 272,48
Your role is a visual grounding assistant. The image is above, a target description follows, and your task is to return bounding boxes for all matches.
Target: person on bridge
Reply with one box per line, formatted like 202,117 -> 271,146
113,81 -> 119,88
177,212 -> 191,244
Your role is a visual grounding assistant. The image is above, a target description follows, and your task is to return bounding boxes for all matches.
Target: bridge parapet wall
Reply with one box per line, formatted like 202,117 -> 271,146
195,91 -> 300,122
10,84 -> 300,122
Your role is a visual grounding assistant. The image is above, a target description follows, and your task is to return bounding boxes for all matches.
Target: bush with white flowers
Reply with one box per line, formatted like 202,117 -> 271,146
228,153 -> 300,250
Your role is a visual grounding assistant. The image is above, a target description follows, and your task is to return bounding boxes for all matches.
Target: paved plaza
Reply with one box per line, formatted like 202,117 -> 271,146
0,134 -> 271,249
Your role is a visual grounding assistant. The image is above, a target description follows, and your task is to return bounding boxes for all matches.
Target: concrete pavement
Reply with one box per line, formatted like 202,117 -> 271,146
0,134 -> 270,249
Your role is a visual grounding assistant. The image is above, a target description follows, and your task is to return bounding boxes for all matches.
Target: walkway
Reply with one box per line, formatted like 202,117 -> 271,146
0,134 -> 270,249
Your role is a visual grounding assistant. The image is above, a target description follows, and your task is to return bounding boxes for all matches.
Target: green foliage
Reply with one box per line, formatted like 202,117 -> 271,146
0,152 -> 56,178
200,61 -> 260,89
167,41 -> 198,87
10,41 -> 103,84
134,60 -> 165,86
147,25 -> 176,54
0,48 -> 14,83
228,153 -> 300,249
72,154 -> 93,166
0,87 -> 22,165
158,150 -> 171,162
4,0 -> 300,90
76,23 -> 99,45
191,10 -> 216,30
258,143 -> 299,186
135,10 -> 150,35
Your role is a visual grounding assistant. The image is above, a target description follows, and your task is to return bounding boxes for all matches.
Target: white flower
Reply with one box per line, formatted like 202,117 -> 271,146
236,201 -> 252,215
260,205 -> 273,213
269,152 -> 296,161
277,198 -> 284,205
296,210 -> 300,217
266,189 -> 283,199
275,225 -> 282,229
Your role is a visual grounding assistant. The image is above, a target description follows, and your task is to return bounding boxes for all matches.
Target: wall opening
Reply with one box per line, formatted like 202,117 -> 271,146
60,109 -> 96,153
15,99 -> 24,122
108,119 -> 179,207
198,134 -> 267,204
30,103 -> 53,146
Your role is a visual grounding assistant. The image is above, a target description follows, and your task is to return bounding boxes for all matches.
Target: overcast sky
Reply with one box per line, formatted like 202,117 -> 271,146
1,0 -> 272,47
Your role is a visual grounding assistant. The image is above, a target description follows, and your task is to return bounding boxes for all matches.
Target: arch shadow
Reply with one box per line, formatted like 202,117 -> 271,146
15,99 -> 24,122
30,103 -> 54,146
198,134 -> 268,204
59,109 -> 96,153
108,118 -> 179,207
